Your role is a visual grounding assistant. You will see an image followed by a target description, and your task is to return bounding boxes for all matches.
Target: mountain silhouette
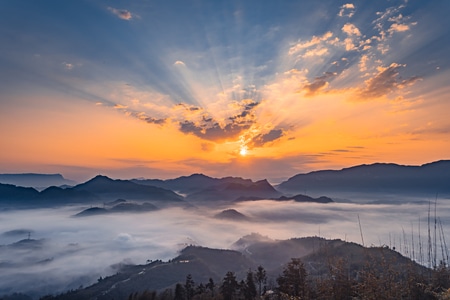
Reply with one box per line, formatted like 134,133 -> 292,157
75,201 -> 159,217
278,160 -> 450,196
214,209 -> 250,221
132,173 -> 254,195
0,173 -> 76,189
0,183 -> 40,204
73,175 -> 184,202
184,179 -> 281,202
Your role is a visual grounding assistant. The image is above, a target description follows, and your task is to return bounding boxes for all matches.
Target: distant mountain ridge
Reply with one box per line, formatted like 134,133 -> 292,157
73,175 -> 183,203
0,173 -> 76,189
2,160 -> 448,207
133,174 -> 282,203
0,175 -> 184,207
278,160 -> 450,195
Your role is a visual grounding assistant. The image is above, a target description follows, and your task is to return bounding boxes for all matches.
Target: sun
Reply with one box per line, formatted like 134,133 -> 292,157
239,146 -> 248,156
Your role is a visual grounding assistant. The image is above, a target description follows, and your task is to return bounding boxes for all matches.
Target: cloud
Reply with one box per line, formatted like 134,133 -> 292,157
178,100 -> 260,142
338,3 -> 355,18
342,23 -> 362,36
107,7 -> 133,20
250,129 -> 284,147
288,32 -> 333,55
388,23 -> 412,34
302,72 -> 337,96
359,63 -> 421,99
174,60 -> 186,67
62,62 -> 74,70
135,113 -> 166,125
303,46 -> 329,58
359,54 -> 370,72
3,200 -> 447,296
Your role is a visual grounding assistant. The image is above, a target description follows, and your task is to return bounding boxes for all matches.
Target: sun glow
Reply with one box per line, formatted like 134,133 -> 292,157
239,146 -> 248,156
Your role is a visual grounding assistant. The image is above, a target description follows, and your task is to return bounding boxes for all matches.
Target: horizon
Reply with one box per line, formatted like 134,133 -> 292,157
1,158 -> 449,184
1,0 -> 450,183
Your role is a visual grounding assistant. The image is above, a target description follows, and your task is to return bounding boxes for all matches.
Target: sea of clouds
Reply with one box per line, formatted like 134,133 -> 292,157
1,197 -> 450,298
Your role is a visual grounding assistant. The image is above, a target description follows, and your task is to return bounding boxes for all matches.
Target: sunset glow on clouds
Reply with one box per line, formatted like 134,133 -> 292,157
1,0 -> 449,181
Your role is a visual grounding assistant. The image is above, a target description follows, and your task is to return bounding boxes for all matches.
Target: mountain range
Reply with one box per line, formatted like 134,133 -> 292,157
1,160 -> 449,208
277,160 -> 450,196
0,173 -> 76,190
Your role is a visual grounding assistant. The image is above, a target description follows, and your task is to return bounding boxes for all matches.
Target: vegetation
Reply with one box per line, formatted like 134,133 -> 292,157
36,258 -> 449,300
107,257 -> 450,300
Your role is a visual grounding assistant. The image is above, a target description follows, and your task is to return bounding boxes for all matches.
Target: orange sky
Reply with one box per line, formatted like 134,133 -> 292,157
1,1 -> 449,182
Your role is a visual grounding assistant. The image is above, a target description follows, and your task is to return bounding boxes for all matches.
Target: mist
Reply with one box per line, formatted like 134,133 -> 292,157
1,197 -> 450,298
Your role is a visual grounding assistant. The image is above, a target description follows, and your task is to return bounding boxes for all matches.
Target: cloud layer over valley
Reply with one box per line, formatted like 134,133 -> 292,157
1,197 -> 449,297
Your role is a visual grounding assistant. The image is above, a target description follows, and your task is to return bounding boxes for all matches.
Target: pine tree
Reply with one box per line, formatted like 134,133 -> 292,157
221,271 -> 239,300
254,265 -> 267,296
174,283 -> 185,300
243,269 -> 257,300
277,258 -> 309,299
206,277 -> 215,297
185,274 -> 195,300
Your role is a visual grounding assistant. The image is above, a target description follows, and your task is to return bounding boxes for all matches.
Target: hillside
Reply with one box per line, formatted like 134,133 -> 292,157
278,160 -> 450,196
44,236 -> 433,300
72,175 -> 184,203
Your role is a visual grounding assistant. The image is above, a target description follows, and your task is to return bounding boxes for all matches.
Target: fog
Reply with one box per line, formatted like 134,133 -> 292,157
1,198 -> 450,297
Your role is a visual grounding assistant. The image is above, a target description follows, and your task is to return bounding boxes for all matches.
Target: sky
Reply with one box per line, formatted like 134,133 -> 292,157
1,0 -> 450,182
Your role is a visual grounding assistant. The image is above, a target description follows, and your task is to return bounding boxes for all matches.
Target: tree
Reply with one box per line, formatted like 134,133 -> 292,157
277,258 -> 309,299
242,269 -> 257,300
196,283 -> 206,296
254,266 -> 267,296
206,277 -> 215,297
185,274 -> 195,300
174,283 -> 185,300
221,271 -> 239,300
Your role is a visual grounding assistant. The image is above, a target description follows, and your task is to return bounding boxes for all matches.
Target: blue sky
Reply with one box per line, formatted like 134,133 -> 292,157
1,0 -> 449,181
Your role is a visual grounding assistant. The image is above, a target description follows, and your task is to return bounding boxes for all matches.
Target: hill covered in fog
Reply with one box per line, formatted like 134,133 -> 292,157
42,235 -> 437,300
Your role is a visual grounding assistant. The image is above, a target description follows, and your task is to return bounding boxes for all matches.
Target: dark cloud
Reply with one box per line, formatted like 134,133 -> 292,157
143,116 -> 166,125
250,129 -> 284,147
359,63 -> 421,99
179,120 -> 250,141
303,72 -> 337,96
178,101 -> 259,141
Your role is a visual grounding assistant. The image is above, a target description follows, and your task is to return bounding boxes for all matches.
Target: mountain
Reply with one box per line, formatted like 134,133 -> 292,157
50,246 -> 255,300
278,160 -> 450,196
135,174 -> 281,203
237,194 -> 334,203
47,236 -> 427,300
0,183 -> 40,204
0,173 -> 76,190
73,175 -> 184,203
185,179 -> 281,202
75,201 -> 159,217
214,209 -> 250,221
277,194 -> 334,203
132,173 -> 254,195
39,186 -> 99,203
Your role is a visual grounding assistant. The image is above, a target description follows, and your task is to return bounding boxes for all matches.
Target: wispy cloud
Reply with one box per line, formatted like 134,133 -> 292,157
288,32 -> 334,56
107,7 -> 133,20
302,72 -> 337,96
359,63 -> 421,99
